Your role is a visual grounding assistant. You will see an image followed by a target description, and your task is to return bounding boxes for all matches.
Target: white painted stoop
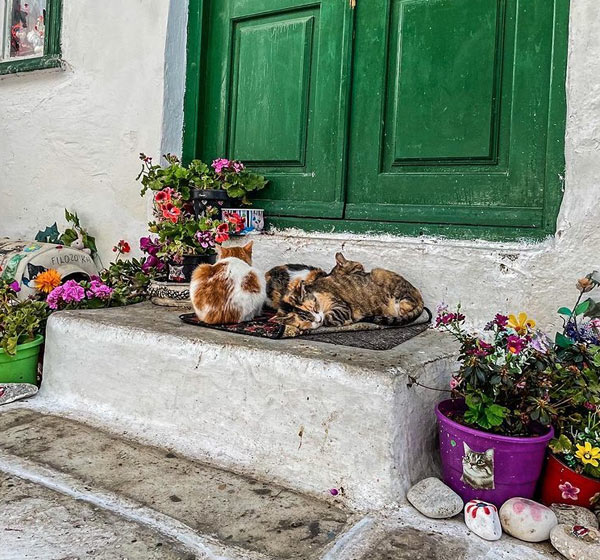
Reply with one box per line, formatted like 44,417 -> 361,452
38,303 -> 456,511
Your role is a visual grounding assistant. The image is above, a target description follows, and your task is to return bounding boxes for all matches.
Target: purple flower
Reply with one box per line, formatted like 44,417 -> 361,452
8,281 -> 20,293
506,335 -> 525,354
141,255 -> 165,273
46,285 -> 63,310
329,488 -> 339,496
61,280 -> 85,304
211,158 -> 230,174
530,332 -> 551,354
195,230 -> 216,249
140,236 -> 160,257
86,279 -> 113,300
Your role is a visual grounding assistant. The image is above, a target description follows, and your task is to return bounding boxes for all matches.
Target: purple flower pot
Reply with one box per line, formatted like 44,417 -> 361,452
435,399 -> 554,507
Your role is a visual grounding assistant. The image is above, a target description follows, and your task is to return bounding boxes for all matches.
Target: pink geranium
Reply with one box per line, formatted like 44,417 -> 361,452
559,481 -> 580,501
211,158 -> 230,174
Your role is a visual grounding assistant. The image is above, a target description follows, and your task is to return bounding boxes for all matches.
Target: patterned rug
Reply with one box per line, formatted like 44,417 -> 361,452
180,309 -> 431,350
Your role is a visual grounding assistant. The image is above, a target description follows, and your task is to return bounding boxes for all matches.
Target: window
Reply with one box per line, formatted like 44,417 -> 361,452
184,0 -> 568,241
0,0 -> 61,75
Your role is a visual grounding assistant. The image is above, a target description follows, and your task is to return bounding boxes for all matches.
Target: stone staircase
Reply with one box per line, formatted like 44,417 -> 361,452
0,407 -> 557,559
38,303 -> 458,510
0,304 -> 560,558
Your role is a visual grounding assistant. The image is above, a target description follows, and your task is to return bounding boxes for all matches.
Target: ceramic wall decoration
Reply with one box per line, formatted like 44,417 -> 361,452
222,209 -> 264,234
0,238 -> 100,300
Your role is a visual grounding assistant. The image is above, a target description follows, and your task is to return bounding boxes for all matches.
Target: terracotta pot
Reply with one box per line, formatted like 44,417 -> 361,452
436,399 -> 554,507
539,452 -> 600,508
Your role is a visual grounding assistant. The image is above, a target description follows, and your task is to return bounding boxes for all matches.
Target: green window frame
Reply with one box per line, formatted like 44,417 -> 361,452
0,0 -> 62,75
183,0 -> 569,242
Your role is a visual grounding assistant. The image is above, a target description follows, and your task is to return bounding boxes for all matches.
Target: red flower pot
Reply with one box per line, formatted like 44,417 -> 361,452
540,453 -> 600,508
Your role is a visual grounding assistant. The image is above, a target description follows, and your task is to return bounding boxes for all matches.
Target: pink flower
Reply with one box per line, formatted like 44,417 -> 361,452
61,280 -> 85,304
559,481 -> 580,501
450,377 -> 460,390
584,401 -> 597,411
86,280 -> 113,300
232,161 -> 245,173
8,281 -> 20,293
211,158 -> 231,174
506,335 -> 524,354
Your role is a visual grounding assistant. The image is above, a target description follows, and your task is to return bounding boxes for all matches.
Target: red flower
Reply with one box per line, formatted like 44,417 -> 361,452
224,212 -> 245,233
155,189 -> 171,204
215,222 -> 230,244
162,203 -> 181,223
112,240 -> 131,254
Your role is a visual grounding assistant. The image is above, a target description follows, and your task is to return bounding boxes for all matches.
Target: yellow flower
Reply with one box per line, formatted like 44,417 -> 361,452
576,442 -> 600,467
35,269 -> 62,293
508,312 -> 536,334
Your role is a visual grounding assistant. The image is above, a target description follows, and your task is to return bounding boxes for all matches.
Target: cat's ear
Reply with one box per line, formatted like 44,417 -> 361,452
215,245 -> 223,259
485,448 -> 494,460
243,241 -> 253,256
463,442 -> 471,453
335,252 -> 347,266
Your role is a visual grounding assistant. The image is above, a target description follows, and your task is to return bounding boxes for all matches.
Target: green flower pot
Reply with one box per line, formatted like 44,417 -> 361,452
0,335 -> 43,384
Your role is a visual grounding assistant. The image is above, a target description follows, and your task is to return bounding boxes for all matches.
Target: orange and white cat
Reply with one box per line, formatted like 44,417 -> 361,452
189,242 -> 266,324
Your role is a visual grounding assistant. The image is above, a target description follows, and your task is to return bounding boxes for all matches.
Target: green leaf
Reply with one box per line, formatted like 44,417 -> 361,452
575,299 -> 591,316
550,434 -> 573,454
556,332 -> 574,348
485,404 -> 508,427
558,307 -> 572,317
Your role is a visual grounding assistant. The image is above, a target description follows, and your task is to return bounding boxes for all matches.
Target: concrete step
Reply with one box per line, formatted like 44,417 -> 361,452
0,407 -> 558,560
39,303 -> 458,510
0,408 -> 350,560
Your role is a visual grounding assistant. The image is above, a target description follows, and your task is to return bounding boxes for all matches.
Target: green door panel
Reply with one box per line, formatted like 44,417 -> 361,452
196,0 -> 353,218
345,0 -> 557,227
388,0 -> 500,162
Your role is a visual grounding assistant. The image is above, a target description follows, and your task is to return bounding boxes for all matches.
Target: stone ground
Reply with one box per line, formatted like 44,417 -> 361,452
0,406 -> 560,559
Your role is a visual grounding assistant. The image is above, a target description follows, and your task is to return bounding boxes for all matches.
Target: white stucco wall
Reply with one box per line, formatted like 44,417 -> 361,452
0,0 -> 171,259
0,0 -> 598,331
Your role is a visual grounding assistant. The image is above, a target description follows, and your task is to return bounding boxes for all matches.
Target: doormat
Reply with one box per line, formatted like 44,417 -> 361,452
180,309 -> 431,351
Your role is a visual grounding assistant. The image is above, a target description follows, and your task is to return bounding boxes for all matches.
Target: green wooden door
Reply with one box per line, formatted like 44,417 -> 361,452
195,0 -> 353,218
186,0 -> 567,236
345,0 -> 560,228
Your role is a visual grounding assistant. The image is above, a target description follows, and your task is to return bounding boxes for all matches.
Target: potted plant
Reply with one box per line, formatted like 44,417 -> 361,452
138,155 -> 253,283
137,154 -> 267,218
539,272 -> 600,507
434,307 -> 561,506
0,279 -> 48,384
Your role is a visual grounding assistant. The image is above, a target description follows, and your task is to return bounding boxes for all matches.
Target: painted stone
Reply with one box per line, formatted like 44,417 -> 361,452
0,383 -> 38,406
464,500 -> 502,541
407,477 -> 463,519
499,497 -> 558,542
550,524 -> 600,559
551,503 -> 599,530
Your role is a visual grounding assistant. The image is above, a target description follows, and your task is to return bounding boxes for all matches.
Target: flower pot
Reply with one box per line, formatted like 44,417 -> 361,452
168,253 -> 217,284
435,399 -> 554,506
222,208 -> 265,234
539,452 -> 600,508
0,335 -> 43,384
190,188 -> 234,219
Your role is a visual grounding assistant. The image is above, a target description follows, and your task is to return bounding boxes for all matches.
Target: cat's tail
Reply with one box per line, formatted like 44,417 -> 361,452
370,304 -> 432,326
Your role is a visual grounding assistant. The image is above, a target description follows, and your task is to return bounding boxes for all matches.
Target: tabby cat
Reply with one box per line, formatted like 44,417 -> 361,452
277,253 -> 424,331
190,242 -> 266,324
264,264 -> 326,310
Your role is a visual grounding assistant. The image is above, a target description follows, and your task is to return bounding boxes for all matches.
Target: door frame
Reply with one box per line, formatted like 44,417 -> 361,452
183,0 -> 570,242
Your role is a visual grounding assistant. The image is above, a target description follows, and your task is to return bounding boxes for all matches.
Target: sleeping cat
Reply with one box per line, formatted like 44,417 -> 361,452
277,253 -> 424,330
461,443 -> 495,490
265,264 -> 326,310
190,242 -> 266,324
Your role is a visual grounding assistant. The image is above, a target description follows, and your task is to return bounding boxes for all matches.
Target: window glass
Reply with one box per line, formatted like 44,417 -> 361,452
1,0 -> 46,62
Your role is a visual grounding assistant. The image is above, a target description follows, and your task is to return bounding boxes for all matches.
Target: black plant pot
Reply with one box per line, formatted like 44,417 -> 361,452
190,187 -> 237,219
167,253 -> 217,284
